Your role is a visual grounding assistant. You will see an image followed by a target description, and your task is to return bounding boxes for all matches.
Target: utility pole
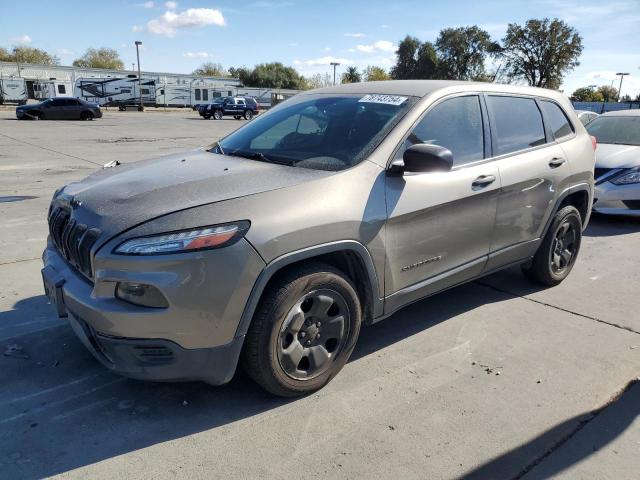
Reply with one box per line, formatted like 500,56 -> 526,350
330,62 -> 340,86
616,72 -> 630,102
135,41 -> 143,111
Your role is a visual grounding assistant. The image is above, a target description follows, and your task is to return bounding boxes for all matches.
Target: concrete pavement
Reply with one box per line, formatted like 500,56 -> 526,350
1,110 -> 638,479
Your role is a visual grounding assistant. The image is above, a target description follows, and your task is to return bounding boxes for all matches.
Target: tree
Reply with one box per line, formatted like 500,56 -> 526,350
435,26 -> 499,80
228,66 -> 250,82
192,62 -> 227,77
306,73 -> 333,89
3,46 -> 59,65
390,35 -> 438,80
597,85 -> 618,102
239,62 -> 306,89
363,66 -> 390,82
500,18 -> 583,89
73,48 -> 123,70
570,87 -> 603,102
341,66 -> 362,83
620,94 -> 632,103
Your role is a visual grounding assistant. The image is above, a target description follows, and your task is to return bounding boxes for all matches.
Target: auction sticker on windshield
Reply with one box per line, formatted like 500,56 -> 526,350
359,94 -> 408,106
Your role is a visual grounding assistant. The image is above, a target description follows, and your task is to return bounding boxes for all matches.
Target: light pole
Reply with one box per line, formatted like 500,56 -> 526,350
135,41 -> 143,110
616,72 -> 630,102
330,62 -> 340,86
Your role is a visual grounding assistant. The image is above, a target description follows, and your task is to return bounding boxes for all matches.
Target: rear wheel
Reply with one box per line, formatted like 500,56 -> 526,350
233,115 -> 241,120
203,114 -> 211,119
522,205 -> 582,286
242,263 -> 362,397
244,110 -> 254,120
213,109 -> 223,120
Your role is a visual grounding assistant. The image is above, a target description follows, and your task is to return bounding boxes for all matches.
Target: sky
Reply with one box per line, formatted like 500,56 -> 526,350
1,0 -> 639,97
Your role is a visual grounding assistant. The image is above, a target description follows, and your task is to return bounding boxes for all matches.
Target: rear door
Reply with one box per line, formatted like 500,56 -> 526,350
484,94 -> 573,270
384,94 -> 500,310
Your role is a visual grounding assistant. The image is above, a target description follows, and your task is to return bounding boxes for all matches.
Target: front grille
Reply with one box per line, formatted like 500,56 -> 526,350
623,200 -> 640,210
48,206 -> 100,279
594,168 -> 611,179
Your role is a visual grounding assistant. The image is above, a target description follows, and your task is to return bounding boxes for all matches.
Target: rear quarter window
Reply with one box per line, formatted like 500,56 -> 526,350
487,96 -> 546,156
540,101 -> 574,140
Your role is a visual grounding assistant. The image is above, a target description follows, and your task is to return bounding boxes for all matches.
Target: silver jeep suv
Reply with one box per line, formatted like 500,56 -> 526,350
42,81 -> 595,396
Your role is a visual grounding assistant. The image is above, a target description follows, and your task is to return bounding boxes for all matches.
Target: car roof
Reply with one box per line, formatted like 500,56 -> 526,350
601,109 -> 640,117
304,80 -> 568,101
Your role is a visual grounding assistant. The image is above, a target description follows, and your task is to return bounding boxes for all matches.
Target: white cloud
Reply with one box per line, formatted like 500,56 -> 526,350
288,42 -> 298,47
138,1 -> 155,8
356,40 -> 394,53
344,32 -> 365,38
144,8 -> 226,36
164,1 -> 178,9
132,25 -> 143,32
380,24 -> 391,29
57,48 -> 74,56
295,55 -> 351,66
10,35 -> 32,45
183,51 -> 209,58
324,46 -> 331,52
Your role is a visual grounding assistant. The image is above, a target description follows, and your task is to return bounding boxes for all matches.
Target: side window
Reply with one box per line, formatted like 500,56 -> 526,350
401,95 -> 484,166
202,89 -> 208,101
58,84 -> 66,94
51,99 -> 65,107
540,101 -> 573,140
238,99 -> 246,106
141,88 -> 150,95
195,88 -> 201,101
487,96 -> 546,155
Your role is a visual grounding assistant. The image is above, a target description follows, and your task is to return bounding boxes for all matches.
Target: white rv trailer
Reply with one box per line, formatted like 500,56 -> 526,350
0,77 -> 27,104
33,80 -> 73,100
156,78 -> 236,108
74,77 -> 156,107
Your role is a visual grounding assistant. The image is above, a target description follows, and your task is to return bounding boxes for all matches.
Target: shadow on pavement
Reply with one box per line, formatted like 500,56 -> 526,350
461,380 -> 639,480
0,277 -> 516,479
584,213 -> 640,237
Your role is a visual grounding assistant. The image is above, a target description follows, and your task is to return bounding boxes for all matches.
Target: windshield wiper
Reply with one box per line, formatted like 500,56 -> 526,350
228,150 -> 295,166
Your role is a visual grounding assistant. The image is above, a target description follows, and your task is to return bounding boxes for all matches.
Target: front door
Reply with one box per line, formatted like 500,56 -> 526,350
384,94 -> 500,312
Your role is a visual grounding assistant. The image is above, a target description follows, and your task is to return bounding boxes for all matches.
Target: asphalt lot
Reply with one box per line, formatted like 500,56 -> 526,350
0,110 -> 639,480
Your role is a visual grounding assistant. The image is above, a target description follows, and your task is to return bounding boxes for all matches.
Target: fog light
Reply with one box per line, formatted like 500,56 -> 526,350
116,282 -> 169,308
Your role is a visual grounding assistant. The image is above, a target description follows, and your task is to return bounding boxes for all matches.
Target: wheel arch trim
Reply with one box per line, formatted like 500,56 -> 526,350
234,240 -> 383,339
542,182 -> 592,239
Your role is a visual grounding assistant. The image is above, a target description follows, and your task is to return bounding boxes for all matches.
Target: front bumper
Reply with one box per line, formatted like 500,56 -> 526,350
42,237 -> 265,384
593,180 -> 640,216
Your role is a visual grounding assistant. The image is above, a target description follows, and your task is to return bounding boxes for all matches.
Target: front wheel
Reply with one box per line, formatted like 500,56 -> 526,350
241,263 -> 362,397
233,115 -> 241,120
212,109 -> 223,120
522,205 -> 582,286
80,111 -> 94,121
243,110 -> 254,120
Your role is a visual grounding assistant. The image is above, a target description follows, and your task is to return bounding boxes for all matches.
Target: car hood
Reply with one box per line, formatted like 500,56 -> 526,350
55,149 -> 334,238
595,143 -> 640,169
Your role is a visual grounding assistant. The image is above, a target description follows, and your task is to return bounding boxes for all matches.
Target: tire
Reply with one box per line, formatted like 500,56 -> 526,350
522,205 -> 582,286
241,263 -> 362,397
203,114 -> 211,119
244,110 -> 254,121
213,109 -> 223,120
234,115 -> 241,120
81,111 -> 94,121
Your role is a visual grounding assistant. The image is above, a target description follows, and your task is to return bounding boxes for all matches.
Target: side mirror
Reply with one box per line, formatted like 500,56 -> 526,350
392,144 -> 454,174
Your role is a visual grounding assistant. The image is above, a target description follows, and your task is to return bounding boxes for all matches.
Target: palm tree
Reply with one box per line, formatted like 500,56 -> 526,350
341,66 -> 362,84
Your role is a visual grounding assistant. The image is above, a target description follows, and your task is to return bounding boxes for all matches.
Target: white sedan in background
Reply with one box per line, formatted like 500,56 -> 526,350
586,110 -> 640,216
576,110 -> 599,125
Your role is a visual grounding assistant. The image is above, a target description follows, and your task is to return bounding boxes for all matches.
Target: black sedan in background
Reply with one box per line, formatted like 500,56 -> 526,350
16,98 -> 102,120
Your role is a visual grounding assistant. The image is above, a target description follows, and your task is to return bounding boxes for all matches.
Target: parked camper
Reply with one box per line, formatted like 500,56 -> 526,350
155,83 -> 191,108
33,80 -> 73,100
0,77 -> 27,105
74,77 -> 156,107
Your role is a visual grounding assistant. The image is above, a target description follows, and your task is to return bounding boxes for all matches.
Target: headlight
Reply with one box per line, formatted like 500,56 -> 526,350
114,221 -> 250,255
611,167 -> 640,185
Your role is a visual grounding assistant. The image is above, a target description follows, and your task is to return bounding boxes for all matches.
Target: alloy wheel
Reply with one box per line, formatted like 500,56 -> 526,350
550,221 -> 577,274
276,289 -> 349,380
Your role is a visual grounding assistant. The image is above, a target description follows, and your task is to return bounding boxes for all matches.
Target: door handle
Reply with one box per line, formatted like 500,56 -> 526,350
549,157 -> 566,168
472,175 -> 496,188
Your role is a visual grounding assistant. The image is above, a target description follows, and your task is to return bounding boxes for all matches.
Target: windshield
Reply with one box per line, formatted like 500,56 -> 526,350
586,116 -> 640,146
215,93 -> 417,171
